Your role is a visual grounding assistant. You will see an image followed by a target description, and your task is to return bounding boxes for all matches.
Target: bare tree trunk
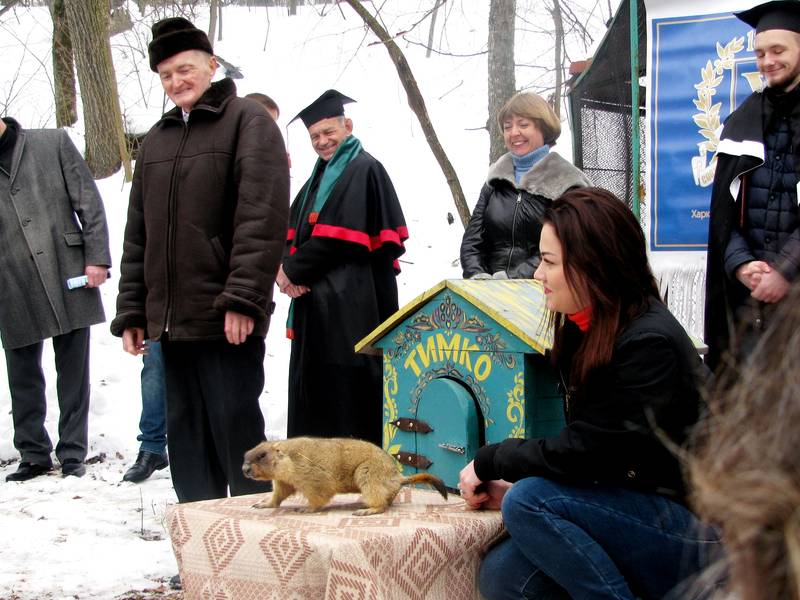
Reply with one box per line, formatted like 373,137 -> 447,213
217,3 -> 223,41
288,0 -> 298,16
208,0 -> 218,43
425,0 -> 442,58
50,0 -> 77,128
551,0 -> 564,119
343,0 -> 471,227
64,0 -> 131,180
488,0 -> 515,164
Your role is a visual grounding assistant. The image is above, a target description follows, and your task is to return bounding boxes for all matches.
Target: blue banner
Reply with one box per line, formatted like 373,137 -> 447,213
649,11 -> 759,250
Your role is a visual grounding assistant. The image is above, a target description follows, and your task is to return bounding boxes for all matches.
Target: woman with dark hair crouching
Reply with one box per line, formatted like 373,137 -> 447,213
459,187 -> 720,599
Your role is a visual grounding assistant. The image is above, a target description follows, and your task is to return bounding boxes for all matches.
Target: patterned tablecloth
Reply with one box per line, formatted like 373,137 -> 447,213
165,487 -> 505,600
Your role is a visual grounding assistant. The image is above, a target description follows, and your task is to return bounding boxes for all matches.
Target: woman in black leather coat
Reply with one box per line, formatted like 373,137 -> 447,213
460,92 -> 590,279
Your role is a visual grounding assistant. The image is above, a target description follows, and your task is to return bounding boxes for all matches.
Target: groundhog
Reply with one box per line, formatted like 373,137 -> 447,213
242,437 -> 448,516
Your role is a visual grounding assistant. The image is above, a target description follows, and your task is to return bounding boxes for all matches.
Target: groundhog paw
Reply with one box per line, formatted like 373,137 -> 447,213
352,507 -> 387,516
252,499 -> 278,509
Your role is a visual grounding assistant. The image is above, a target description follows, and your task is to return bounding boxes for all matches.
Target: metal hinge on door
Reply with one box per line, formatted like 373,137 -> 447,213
390,418 -> 433,433
393,451 -> 433,470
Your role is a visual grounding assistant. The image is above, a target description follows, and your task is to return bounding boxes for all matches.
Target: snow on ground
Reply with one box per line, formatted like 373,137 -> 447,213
0,2 -> 601,598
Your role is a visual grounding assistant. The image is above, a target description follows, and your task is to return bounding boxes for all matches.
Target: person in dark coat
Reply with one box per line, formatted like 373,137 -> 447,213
705,0 -> 800,373
460,188 -> 718,599
0,117 -> 111,481
111,17 -> 290,503
277,89 -> 408,446
460,92 -> 590,280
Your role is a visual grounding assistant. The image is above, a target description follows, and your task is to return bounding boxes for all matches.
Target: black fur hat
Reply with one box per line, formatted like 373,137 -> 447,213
148,17 -> 213,72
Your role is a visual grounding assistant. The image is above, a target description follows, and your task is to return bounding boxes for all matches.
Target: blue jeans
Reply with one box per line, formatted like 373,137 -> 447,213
137,340 -> 167,455
478,477 -> 720,600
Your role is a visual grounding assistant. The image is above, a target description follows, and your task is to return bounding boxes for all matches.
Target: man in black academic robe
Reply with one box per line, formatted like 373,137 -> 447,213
705,0 -> 800,372
277,89 -> 408,445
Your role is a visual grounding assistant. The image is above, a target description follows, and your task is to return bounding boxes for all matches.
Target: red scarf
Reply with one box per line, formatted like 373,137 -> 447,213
567,306 -> 592,332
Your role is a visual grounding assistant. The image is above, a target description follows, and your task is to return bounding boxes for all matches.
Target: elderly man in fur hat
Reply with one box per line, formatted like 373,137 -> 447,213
111,17 -> 289,506
706,0 -> 800,372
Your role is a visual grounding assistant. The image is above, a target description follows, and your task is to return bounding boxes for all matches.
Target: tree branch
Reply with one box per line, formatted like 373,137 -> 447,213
0,0 -> 20,18
397,36 -> 487,58
342,0 -> 471,227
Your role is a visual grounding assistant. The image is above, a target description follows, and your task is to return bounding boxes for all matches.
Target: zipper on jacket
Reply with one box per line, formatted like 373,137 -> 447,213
507,192 -> 522,273
558,369 -> 572,421
164,120 -> 191,333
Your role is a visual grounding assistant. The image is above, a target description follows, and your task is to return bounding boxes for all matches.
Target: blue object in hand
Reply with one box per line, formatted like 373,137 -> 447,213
67,275 -> 88,289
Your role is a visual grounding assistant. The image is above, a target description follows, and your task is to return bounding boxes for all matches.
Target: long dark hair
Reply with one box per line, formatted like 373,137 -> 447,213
545,187 -> 661,386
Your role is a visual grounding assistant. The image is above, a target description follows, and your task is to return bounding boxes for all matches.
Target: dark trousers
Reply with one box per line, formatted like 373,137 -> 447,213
733,298 -> 777,366
161,335 -> 271,503
4,327 -> 91,465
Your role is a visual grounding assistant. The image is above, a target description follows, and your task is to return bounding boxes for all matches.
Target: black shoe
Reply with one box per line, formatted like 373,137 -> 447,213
169,573 -> 182,590
61,458 -> 86,478
123,451 -> 169,483
6,461 -> 52,482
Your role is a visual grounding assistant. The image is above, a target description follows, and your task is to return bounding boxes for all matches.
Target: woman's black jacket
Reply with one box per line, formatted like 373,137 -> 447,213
473,299 -> 707,503
460,151 -> 590,278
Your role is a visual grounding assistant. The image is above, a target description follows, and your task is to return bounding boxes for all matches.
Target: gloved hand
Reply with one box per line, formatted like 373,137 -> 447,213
469,272 -> 492,280
492,271 -> 509,279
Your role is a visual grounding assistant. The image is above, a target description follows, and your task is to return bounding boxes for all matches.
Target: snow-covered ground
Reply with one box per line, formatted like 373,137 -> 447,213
0,2 -> 604,598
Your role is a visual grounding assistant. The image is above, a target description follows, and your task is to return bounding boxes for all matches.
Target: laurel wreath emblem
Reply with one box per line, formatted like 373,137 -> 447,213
691,35 -> 752,187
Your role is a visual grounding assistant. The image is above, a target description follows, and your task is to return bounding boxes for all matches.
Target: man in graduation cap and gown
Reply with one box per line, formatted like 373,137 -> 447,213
705,0 -> 800,372
278,90 -> 408,446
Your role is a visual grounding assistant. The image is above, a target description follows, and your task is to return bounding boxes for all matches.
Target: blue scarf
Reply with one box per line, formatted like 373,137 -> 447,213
291,135 -> 363,228
511,145 -> 549,184
286,135 -> 363,337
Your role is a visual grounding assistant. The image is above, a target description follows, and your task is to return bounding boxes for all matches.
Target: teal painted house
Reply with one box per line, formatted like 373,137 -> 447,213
357,279 -> 565,490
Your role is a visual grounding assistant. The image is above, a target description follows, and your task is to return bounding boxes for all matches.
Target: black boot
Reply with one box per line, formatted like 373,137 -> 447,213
61,458 -> 86,478
6,461 -> 53,482
169,573 -> 182,590
123,451 -> 169,483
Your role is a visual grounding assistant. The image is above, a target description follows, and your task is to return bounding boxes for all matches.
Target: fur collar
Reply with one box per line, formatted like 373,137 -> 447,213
161,77 -> 237,121
487,151 -> 591,199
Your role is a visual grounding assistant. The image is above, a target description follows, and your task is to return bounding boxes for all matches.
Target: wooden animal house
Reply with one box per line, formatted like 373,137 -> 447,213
356,279 -> 564,490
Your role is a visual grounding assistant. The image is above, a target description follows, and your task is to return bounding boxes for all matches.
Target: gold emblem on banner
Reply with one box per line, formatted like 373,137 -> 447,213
691,35 -> 762,188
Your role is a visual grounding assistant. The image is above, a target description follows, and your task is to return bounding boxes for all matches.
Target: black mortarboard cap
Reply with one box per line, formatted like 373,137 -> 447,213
290,89 -> 356,128
735,0 -> 800,34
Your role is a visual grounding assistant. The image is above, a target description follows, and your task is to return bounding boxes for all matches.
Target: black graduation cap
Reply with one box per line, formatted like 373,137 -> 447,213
290,89 -> 356,128
735,0 -> 800,34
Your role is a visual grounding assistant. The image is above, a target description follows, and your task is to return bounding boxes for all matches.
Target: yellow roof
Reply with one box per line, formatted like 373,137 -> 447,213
356,279 -> 553,355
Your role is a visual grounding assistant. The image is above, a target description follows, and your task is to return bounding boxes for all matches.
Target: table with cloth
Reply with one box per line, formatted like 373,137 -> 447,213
165,487 -> 505,600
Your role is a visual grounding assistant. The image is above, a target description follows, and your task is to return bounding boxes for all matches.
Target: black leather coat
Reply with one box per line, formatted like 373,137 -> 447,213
460,151 -> 590,278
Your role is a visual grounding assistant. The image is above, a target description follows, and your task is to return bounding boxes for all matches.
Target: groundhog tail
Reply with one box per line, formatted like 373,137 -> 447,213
401,473 -> 448,500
